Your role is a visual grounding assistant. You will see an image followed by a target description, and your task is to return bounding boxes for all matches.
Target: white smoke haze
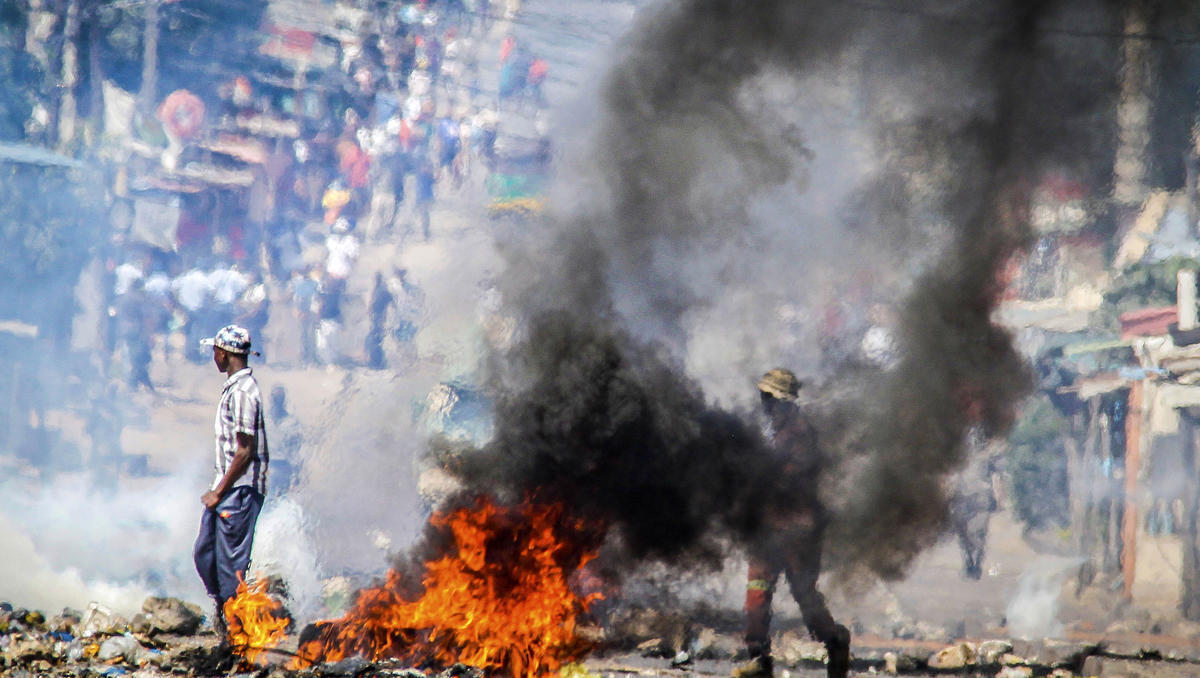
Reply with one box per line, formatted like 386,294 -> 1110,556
0,523 -> 147,617
289,374 -> 427,580
250,497 -> 324,624
0,466 -> 209,616
402,230 -> 508,377
287,228 -> 506,584
1005,557 -> 1079,640
0,222 -> 508,618
671,68 -> 943,404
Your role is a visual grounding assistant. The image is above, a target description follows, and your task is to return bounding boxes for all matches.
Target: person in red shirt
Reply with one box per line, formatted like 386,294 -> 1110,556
499,35 -> 515,63
528,57 -> 548,105
336,139 -> 371,190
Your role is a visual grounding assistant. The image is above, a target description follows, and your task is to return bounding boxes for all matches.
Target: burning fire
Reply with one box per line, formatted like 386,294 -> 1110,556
223,575 -> 289,665
287,497 -> 602,676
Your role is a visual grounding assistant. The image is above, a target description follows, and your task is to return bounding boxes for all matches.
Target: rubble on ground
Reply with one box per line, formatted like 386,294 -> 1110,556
774,630 -> 828,665
4,596 -> 1200,677
926,641 -> 976,669
133,597 -> 205,636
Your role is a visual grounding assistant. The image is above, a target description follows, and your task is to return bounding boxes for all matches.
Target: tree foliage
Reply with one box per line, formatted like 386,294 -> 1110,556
0,163 -> 104,331
1094,255 -> 1198,331
0,6 -> 45,142
1005,395 -> 1071,531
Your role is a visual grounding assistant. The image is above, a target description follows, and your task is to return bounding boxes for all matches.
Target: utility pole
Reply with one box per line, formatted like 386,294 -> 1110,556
25,0 -> 59,146
1113,1 -> 1152,209
57,0 -> 81,149
1181,409 -> 1200,620
1113,0 -> 1154,605
88,3 -> 103,137
139,0 -> 160,111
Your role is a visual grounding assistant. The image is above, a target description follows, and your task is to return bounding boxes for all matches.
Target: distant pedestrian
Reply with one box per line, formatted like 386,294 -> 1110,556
288,267 -> 321,365
315,291 -> 343,367
949,428 -> 1001,580
437,116 -> 461,184
117,279 -> 154,392
322,179 -> 353,225
385,115 -> 410,211
415,160 -> 436,239
528,57 -> 548,106
365,272 -> 395,369
498,56 -> 526,105
499,34 -> 515,64
324,217 -> 360,313
475,107 -> 498,170
144,270 -> 173,363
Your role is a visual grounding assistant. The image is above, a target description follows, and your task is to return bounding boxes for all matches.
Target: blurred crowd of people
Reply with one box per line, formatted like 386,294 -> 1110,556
102,0 -> 551,389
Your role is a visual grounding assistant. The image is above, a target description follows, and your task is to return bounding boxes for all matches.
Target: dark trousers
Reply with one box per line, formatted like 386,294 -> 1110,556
953,510 -> 990,580
194,486 -> 264,603
744,519 -> 841,654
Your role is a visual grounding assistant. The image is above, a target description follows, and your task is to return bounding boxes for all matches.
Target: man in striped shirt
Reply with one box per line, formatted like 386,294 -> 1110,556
193,324 -> 269,633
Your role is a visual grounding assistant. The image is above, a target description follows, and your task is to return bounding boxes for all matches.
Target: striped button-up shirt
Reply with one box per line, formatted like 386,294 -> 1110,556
213,367 -> 269,494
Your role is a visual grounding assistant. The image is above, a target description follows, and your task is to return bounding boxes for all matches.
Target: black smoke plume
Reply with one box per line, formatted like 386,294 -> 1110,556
820,0 -> 1121,581
430,0 -> 1128,587
450,312 -> 776,563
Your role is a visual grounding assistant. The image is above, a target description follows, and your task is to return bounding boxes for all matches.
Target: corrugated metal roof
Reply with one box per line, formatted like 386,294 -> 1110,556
0,141 -> 84,169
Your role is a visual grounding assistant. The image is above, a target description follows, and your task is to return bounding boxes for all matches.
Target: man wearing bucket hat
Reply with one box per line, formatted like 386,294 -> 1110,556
193,324 -> 269,636
734,368 -> 850,678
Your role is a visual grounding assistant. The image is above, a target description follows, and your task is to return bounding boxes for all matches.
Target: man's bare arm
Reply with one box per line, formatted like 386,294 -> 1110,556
202,432 -> 255,509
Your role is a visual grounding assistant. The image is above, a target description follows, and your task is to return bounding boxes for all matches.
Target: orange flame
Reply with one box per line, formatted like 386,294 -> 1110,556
292,498 -> 602,677
224,575 -> 290,665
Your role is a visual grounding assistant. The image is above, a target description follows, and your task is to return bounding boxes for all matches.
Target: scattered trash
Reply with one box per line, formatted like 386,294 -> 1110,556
96,633 -> 141,662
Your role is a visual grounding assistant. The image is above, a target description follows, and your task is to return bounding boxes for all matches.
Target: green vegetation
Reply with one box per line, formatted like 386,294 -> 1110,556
0,163 -> 104,338
0,7 -> 44,141
1094,255 -> 1199,331
1005,395 -> 1071,531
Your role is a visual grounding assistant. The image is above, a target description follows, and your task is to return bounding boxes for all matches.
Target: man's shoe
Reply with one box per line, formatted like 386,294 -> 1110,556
212,601 -> 228,639
732,654 -> 773,678
825,624 -> 851,678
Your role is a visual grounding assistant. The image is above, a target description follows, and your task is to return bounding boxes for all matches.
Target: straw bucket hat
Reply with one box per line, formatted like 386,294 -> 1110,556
757,368 -> 801,401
